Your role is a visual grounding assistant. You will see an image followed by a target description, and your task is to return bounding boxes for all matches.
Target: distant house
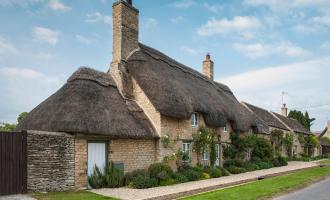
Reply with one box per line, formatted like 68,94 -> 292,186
241,102 -> 313,157
314,121 -> 330,155
18,0 -> 263,191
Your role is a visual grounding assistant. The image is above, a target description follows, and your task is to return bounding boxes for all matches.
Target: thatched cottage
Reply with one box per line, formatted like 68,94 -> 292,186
19,0 -> 271,191
242,102 -> 313,157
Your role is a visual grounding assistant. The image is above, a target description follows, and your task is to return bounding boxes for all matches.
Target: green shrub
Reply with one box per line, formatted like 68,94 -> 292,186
251,138 -> 273,161
273,156 -> 288,167
226,166 -> 247,174
209,168 -> 222,178
202,172 -> 211,179
148,163 -> 173,182
103,162 -> 124,188
177,161 -> 192,172
182,169 -> 202,181
88,165 -> 104,189
159,178 -> 176,186
256,161 -> 273,169
172,172 -> 189,183
192,165 -> 204,173
124,169 -> 149,186
218,167 -> 230,176
224,159 -> 245,168
130,175 -> 158,189
243,163 -> 260,171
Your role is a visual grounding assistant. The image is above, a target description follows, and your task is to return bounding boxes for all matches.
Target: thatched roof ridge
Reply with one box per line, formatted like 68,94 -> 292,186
125,43 -> 257,132
242,102 -> 289,131
18,67 -> 157,139
272,112 -> 310,134
241,102 -> 270,134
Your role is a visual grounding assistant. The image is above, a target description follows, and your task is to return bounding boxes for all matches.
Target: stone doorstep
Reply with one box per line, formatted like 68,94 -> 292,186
144,165 -> 321,200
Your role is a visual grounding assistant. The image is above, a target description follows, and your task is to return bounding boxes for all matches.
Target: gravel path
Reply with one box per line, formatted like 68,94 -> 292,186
92,161 -> 320,200
0,195 -> 36,200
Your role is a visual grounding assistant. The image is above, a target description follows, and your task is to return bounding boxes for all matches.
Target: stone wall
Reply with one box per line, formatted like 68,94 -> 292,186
74,138 -> 87,189
27,131 -> 75,192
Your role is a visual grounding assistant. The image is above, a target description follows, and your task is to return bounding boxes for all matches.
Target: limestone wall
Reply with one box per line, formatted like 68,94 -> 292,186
27,131 -> 75,192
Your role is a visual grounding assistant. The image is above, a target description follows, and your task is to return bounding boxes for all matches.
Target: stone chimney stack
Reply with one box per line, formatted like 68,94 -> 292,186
203,53 -> 214,80
111,0 -> 139,64
327,121 -> 330,130
281,103 -> 288,117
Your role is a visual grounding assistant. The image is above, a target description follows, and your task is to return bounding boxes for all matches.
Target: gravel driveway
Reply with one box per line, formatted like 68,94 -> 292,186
0,195 -> 35,200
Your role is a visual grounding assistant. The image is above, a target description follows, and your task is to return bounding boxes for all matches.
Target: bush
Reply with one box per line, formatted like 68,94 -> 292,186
224,159 -> 245,168
202,172 -> 211,179
172,172 -> 189,183
243,163 -> 260,171
204,167 -> 222,178
256,161 -> 273,169
182,169 -> 203,181
273,156 -> 288,167
226,166 -> 247,174
148,163 -> 173,182
103,162 -> 124,188
130,175 -> 158,189
124,169 -> 149,185
218,167 -> 230,176
192,165 -> 204,173
88,165 -> 104,189
177,161 -> 192,172
159,178 -> 176,186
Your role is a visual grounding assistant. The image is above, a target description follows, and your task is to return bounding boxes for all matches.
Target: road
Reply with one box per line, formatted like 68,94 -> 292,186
273,177 -> 330,200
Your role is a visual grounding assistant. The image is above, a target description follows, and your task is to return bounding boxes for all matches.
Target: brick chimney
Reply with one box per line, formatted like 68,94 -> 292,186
281,103 -> 288,117
203,53 -> 214,80
110,0 -> 139,97
111,0 -> 139,63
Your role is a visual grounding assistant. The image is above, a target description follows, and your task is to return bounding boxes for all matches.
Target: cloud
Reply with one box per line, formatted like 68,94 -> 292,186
197,16 -> 262,37
85,12 -> 112,25
180,46 -> 202,55
75,34 -> 97,45
312,14 -> 330,26
219,57 -> 330,130
144,18 -> 158,30
203,3 -> 222,13
171,16 -> 184,24
0,67 -> 65,123
0,36 -> 18,55
32,26 -> 59,45
174,0 -> 196,9
244,0 -> 330,10
0,0 -> 44,7
321,41 -> 330,51
49,0 -> 71,11
233,42 -> 311,58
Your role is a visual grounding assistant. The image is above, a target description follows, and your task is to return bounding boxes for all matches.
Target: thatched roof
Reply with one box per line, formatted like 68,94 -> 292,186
272,112 -> 310,134
18,67 -> 157,139
242,102 -> 289,131
125,43 -> 258,132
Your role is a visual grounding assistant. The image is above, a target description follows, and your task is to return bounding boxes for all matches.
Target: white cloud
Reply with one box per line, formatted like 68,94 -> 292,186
244,0 -> 330,10
197,16 -> 262,37
313,15 -> 330,26
171,16 -> 184,24
85,12 -> 112,25
233,42 -> 311,58
75,34 -> 94,45
32,26 -> 59,45
144,18 -> 158,30
321,41 -> 330,51
174,0 -> 196,9
49,0 -> 71,11
0,36 -> 18,55
203,3 -> 222,13
219,58 -> 330,130
0,67 -> 65,123
180,46 -> 202,55
0,0 -> 44,7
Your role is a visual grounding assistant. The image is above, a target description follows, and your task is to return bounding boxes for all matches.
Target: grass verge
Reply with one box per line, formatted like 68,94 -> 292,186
31,190 -> 118,200
320,159 -> 330,165
181,166 -> 330,200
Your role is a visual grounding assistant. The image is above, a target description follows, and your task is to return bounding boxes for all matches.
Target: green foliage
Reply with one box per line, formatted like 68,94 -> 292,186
283,133 -> 294,157
17,112 -> 28,124
204,167 -> 222,178
226,166 -> 247,174
251,137 -> 273,161
88,162 -> 125,189
288,110 -> 315,131
148,163 -> 173,183
172,172 -> 189,183
159,178 -> 176,186
130,175 -> 158,189
88,165 -> 104,189
0,123 -> 16,131
224,159 -> 245,168
218,167 -> 230,176
255,161 -> 273,169
320,137 -> 330,144
160,134 -> 171,148
124,169 -> 149,185
223,144 -> 238,159
209,133 -> 217,167
182,169 -> 203,181
270,129 -> 284,153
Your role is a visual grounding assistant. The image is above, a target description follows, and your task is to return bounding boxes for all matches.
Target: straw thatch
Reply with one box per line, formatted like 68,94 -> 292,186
272,112 -> 310,134
125,43 -> 258,132
242,102 -> 289,131
18,67 -> 157,139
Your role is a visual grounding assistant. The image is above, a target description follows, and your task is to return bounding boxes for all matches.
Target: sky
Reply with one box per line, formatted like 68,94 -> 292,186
0,0 -> 329,131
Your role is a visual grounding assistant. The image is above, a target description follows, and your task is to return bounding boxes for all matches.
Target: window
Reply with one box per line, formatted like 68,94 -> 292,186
182,143 -> 191,160
223,126 -> 227,133
191,112 -> 198,127
202,149 -> 209,160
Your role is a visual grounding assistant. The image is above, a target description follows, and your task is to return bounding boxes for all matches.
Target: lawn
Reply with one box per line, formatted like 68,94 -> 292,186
181,166 -> 330,200
31,190 -> 118,200
320,159 -> 330,165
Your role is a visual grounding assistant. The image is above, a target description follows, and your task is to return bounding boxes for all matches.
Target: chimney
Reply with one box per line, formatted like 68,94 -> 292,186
327,121 -> 330,130
111,0 -> 139,64
281,103 -> 288,117
203,53 -> 214,80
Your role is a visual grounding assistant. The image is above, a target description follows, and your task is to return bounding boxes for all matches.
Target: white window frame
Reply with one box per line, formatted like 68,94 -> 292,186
191,112 -> 199,127
223,126 -> 227,133
182,142 -> 191,159
202,148 -> 209,160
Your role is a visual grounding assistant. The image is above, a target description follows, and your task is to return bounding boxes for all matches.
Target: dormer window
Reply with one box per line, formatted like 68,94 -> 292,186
191,112 -> 199,127
223,126 -> 227,133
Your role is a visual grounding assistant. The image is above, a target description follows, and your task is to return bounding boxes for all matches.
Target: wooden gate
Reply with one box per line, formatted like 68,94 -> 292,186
0,131 -> 27,196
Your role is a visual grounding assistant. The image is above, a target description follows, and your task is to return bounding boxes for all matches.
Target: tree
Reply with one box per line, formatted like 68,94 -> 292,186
288,110 -> 315,131
0,112 -> 28,131
17,112 -> 28,124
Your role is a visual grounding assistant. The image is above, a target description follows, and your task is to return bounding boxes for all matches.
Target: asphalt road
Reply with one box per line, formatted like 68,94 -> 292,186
273,177 -> 330,200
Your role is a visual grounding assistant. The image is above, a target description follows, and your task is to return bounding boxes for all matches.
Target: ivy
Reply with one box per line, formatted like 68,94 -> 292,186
283,133 -> 294,157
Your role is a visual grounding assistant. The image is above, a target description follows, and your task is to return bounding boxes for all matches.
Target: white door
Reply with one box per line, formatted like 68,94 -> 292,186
215,144 -> 220,166
88,142 -> 106,176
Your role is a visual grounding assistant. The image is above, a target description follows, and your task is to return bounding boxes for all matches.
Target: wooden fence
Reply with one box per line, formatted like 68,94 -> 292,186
0,131 -> 27,196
